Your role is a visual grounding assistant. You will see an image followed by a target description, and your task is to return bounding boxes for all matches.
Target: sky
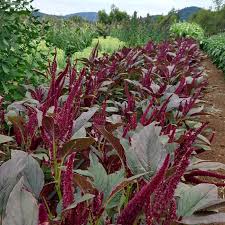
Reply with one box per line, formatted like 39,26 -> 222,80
32,0 -> 213,16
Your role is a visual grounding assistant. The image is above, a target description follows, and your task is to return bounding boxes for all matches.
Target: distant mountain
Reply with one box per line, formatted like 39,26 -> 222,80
65,12 -> 98,21
33,6 -> 202,22
33,11 -> 98,22
178,7 -> 202,21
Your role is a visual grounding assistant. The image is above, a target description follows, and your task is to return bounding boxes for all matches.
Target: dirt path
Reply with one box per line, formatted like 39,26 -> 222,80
199,57 -> 225,163
197,57 -> 225,225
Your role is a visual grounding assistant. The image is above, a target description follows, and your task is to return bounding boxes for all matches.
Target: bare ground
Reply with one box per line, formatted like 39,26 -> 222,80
199,57 -> 225,164
197,57 -> 225,225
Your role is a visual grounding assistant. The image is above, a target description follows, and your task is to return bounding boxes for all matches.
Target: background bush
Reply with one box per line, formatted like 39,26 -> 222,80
203,33 -> 225,72
169,22 -> 204,41
0,0 -> 47,99
45,18 -> 98,56
190,5 -> 225,35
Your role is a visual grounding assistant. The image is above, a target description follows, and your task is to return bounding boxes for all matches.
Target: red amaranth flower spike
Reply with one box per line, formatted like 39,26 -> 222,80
146,145 -> 193,225
184,170 -> 225,187
63,153 -> 76,209
124,81 -> 135,114
116,154 -> 170,225
140,98 -> 155,126
38,203 -> 49,225
0,96 -> 4,127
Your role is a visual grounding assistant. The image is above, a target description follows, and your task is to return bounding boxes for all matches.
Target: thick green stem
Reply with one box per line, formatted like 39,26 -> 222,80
52,140 -> 62,201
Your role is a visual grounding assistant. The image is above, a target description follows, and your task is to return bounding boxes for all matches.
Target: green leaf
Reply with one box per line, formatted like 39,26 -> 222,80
105,173 -> 146,209
2,177 -> 39,225
121,138 -> 146,176
64,194 -> 95,211
3,39 -> 9,47
72,107 -> 98,134
0,150 -> 44,216
11,150 -> 44,198
87,152 -> 124,200
2,65 -> 9,74
187,158 -> 225,172
0,134 -> 13,144
177,184 -> 218,217
122,123 -> 167,178
181,213 -> 225,224
71,127 -> 86,140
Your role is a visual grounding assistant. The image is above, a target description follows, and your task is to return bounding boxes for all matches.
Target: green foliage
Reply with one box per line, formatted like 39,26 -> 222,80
91,36 -> 126,53
203,33 -> 225,72
45,18 -> 98,56
72,36 -> 126,68
213,0 -> 224,10
110,9 -> 178,46
98,5 -> 130,25
98,10 -> 111,25
190,5 -> 225,35
0,0 -> 47,100
34,40 -> 67,69
170,22 -> 204,41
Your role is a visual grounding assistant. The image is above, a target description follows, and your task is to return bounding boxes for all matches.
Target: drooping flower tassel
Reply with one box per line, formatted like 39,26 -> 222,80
116,154 -> 170,225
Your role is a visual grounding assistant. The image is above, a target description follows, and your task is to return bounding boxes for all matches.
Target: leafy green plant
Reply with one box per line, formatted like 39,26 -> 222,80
203,32 -> 225,72
72,36 -> 125,69
110,9 -> 178,46
45,18 -> 98,56
91,36 -> 126,53
170,22 -> 205,42
0,0 -> 47,100
190,5 -> 225,35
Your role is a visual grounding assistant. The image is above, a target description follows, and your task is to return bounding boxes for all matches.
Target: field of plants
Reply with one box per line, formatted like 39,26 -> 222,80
1,0 -> 225,225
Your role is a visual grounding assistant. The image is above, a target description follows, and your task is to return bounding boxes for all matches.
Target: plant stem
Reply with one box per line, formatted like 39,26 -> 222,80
52,140 -> 62,200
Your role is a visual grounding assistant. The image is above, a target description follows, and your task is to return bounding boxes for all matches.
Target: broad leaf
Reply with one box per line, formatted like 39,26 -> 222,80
61,137 -> 95,158
0,135 -> 13,144
85,152 -> 125,200
181,212 -> 225,224
11,151 -> 44,198
177,184 -> 218,217
122,123 -> 167,177
188,158 -> 225,171
121,138 -> 146,176
72,107 -> 98,133
2,177 -> 39,225
0,150 -> 44,216
64,193 -> 95,211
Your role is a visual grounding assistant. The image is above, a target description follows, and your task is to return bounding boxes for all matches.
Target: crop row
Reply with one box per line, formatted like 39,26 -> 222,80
1,38 -> 225,225
203,32 -> 225,72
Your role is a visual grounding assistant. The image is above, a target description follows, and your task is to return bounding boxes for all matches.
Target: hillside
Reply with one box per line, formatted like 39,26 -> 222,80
65,12 -> 98,21
178,6 -> 202,20
33,6 -> 202,22
33,11 -> 98,22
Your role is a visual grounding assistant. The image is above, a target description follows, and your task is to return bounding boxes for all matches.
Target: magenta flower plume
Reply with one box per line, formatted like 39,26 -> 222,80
0,96 -> 4,126
38,203 -> 49,225
116,154 -> 170,225
184,170 -> 225,187
63,153 -> 76,209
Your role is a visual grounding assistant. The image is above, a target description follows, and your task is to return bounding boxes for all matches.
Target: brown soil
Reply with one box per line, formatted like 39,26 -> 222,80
199,57 -> 225,164
197,57 -> 225,225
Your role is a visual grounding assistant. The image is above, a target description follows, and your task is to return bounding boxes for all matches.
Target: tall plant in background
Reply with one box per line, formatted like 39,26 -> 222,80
110,9 -> 178,46
190,3 -> 225,35
0,0 -> 47,100
45,18 -> 98,56
170,22 -> 205,42
203,33 -> 225,72
213,0 -> 224,10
